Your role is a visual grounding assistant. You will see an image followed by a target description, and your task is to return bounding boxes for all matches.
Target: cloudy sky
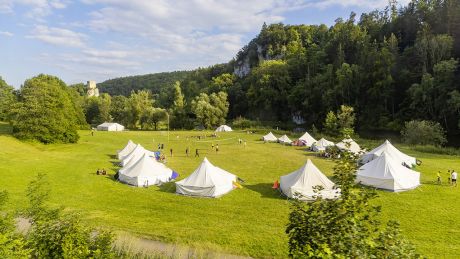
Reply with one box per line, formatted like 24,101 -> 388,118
0,0 -> 409,87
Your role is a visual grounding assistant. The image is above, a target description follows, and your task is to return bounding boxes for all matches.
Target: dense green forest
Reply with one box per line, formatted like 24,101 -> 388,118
97,71 -> 192,107
97,0 -> 460,136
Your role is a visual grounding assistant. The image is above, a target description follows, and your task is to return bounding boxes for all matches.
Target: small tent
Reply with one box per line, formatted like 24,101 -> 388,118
215,125 -> 233,132
280,159 -> 340,200
298,132 -> 317,147
359,140 -> 416,166
97,122 -> 124,131
117,140 -> 136,160
175,157 -> 237,197
356,151 -> 420,192
262,132 -> 278,142
336,138 -> 361,154
311,138 -> 334,152
118,154 -> 173,187
278,134 -> 292,145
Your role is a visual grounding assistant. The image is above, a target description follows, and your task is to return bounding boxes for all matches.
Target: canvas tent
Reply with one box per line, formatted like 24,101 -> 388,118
298,132 -> 317,147
311,138 -> 335,152
359,140 -> 416,166
336,138 -> 361,154
215,125 -> 233,132
120,144 -> 155,167
97,122 -> 124,131
175,157 -> 237,197
118,154 -> 173,187
280,159 -> 340,200
262,132 -> 278,142
117,140 -> 136,160
356,151 -> 420,192
278,134 -> 292,144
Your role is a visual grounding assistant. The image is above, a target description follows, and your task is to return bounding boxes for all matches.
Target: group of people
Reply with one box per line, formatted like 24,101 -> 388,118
437,169 -> 458,186
96,168 -> 107,175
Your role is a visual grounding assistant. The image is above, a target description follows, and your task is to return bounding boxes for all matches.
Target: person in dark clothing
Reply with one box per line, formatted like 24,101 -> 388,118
170,148 -> 173,157
195,149 -> 199,157
186,147 -> 189,157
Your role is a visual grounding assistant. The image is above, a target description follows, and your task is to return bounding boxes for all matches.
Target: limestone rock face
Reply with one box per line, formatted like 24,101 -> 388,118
86,80 -> 99,97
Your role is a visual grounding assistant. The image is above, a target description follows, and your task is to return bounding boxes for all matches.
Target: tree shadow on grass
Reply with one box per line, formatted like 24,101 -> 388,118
245,183 -> 286,200
157,182 -> 176,194
106,154 -> 117,160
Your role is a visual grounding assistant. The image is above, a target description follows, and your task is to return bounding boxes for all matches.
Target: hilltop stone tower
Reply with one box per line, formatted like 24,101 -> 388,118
86,80 -> 99,97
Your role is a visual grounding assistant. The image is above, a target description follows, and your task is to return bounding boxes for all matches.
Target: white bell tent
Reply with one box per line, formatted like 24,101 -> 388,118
280,159 -> 340,201
118,154 -> 173,187
97,122 -> 124,131
311,138 -> 335,152
278,134 -> 293,144
175,158 -> 237,198
262,132 -> 278,142
336,138 -> 361,154
215,125 -> 233,132
356,151 -> 420,192
299,132 -> 317,147
117,140 -> 136,160
120,144 -> 155,167
359,140 -> 416,166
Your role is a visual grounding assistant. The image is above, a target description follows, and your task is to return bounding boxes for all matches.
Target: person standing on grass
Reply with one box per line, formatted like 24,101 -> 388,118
452,170 -> 457,187
195,149 -> 199,157
211,143 -> 214,150
437,171 -> 442,184
186,147 -> 189,157
216,144 -> 219,153
244,141 -> 247,148
170,148 -> 173,157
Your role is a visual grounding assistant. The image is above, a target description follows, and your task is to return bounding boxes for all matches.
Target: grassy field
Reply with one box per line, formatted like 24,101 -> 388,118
0,123 -> 459,258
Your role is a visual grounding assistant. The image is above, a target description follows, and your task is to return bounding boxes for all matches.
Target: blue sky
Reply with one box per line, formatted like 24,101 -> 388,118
0,0 -> 409,88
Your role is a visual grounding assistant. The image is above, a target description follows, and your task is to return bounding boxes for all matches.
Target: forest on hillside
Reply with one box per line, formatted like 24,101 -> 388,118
99,0 -> 460,136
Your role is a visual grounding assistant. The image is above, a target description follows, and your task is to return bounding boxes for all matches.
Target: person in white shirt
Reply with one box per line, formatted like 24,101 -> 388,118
451,170 -> 457,187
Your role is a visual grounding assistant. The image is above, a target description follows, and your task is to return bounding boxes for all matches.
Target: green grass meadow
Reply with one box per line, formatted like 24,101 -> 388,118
0,123 -> 459,258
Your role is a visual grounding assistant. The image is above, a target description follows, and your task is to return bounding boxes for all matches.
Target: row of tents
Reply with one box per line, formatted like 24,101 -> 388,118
116,141 -> 238,197
115,137 -> 420,200
263,131 -> 362,154
280,139 -> 421,197
117,141 -> 175,186
263,131 -> 421,192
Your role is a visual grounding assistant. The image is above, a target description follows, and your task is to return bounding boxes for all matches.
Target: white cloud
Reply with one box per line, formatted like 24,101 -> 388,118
0,0 -> 69,18
0,30 -> 13,36
305,0 -> 411,9
27,25 -> 87,48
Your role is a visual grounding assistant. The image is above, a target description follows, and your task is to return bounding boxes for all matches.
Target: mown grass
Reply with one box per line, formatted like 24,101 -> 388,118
0,123 -> 459,258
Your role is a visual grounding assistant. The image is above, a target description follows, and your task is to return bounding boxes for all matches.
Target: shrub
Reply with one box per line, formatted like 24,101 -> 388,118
286,150 -> 420,258
25,174 -> 116,258
401,120 -> 447,146
231,116 -> 255,129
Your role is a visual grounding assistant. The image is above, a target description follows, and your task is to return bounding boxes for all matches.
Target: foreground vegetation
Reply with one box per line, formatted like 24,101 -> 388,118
0,124 -> 458,257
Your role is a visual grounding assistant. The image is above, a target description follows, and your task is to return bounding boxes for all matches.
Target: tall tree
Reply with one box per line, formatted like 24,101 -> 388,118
10,74 -> 80,143
191,91 -> 229,129
0,77 -> 15,121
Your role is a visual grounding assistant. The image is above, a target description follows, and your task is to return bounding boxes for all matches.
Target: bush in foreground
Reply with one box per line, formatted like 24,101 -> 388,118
286,151 -> 420,258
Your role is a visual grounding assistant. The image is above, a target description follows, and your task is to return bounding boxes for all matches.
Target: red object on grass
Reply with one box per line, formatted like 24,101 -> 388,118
272,180 -> 279,189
